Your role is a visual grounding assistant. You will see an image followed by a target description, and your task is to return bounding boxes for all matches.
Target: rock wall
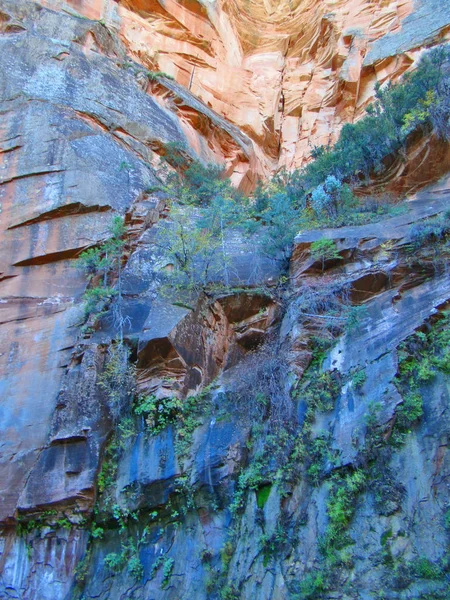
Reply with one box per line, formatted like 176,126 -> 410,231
0,0 -> 256,531
2,172 -> 449,599
38,0 -> 450,174
1,1 -> 450,599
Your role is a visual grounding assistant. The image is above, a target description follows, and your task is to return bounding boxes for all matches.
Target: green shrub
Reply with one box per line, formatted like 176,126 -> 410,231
295,570 -> 327,599
220,586 -> 239,600
91,525 -> 104,539
310,239 -> 342,271
395,391 -> 423,431
408,212 -> 450,251
302,370 -> 342,413
104,552 -> 124,573
322,469 -> 366,553
230,461 -> 265,514
162,557 -> 174,588
151,555 -> 175,588
352,368 -> 367,390
345,305 -> 368,332
147,70 -> 175,81
128,555 -> 144,580
76,215 -> 126,331
134,395 -> 182,435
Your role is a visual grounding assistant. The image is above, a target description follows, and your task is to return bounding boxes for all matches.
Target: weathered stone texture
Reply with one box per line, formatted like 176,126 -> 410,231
35,0 -> 450,175
0,0 -> 254,528
1,1 -> 450,599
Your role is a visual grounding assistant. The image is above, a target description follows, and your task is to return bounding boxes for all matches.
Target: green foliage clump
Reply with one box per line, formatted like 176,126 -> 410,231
396,391 -> 423,431
76,215 -> 126,332
134,387 -> 212,459
147,70 -> 175,81
160,154 -> 242,209
393,313 -> 450,442
230,460 -> 266,514
104,551 -> 125,573
294,570 -> 328,599
351,367 -> 367,390
220,586 -> 240,600
310,176 -> 353,219
306,433 -> 336,486
409,557 -> 443,580
321,469 -> 366,556
151,555 -> 174,589
91,524 -> 104,539
250,180 -> 302,263
310,239 -> 342,271
302,370 -> 342,415
406,211 -> 450,266
17,510 -> 73,536
135,394 -> 182,435
104,541 -> 143,580
97,416 -> 136,502
128,555 -> 144,580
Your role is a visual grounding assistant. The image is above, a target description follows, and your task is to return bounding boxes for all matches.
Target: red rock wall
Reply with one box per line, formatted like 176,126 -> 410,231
39,0 -> 450,177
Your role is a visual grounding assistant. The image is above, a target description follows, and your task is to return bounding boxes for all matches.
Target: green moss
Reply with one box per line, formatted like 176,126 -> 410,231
256,484 -> 272,509
409,557 -> 443,580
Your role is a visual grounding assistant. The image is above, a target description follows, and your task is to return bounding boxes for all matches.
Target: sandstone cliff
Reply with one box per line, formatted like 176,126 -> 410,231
41,0 -> 450,179
0,1 -> 450,599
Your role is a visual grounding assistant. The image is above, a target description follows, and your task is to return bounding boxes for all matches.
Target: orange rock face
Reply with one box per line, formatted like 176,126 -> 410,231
40,0 -> 450,178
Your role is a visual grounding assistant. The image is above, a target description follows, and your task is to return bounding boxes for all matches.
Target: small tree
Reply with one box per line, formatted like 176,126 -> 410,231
154,204 -> 221,295
310,239 -> 342,271
77,215 -> 127,334
254,190 -> 300,266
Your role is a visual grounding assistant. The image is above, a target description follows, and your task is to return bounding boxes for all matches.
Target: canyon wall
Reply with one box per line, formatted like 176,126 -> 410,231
0,1 -> 450,599
39,0 -> 450,178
